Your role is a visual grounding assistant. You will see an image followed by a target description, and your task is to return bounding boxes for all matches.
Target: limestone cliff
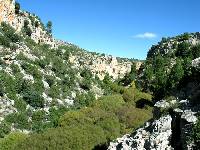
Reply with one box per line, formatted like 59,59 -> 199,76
0,0 -> 55,46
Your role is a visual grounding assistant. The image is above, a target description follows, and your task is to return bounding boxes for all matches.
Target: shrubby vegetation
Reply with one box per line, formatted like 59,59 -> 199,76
5,13 -> 200,149
0,22 -> 21,47
0,132 -> 28,150
13,92 -> 152,150
15,2 -> 21,14
23,20 -> 32,37
141,35 -> 200,100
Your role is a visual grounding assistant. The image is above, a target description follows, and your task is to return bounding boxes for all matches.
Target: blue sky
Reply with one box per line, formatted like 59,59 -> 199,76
18,0 -> 200,59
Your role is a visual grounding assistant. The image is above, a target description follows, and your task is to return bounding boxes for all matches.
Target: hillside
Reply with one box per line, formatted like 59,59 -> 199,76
0,1 -> 154,150
0,0 -> 200,150
109,33 -> 200,150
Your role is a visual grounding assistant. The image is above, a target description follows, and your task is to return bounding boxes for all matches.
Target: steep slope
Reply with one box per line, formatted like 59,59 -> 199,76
0,0 -> 143,137
0,2 -> 154,149
108,33 -> 200,150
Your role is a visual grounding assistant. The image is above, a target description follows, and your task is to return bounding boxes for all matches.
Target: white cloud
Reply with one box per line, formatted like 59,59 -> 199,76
132,32 -> 157,39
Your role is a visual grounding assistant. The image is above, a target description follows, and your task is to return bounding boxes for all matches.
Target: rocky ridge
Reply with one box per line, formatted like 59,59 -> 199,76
108,58 -> 200,150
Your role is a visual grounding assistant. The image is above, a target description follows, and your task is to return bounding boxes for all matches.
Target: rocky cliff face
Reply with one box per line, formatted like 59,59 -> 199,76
0,0 -> 15,24
0,0 -> 55,47
69,50 -> 134,80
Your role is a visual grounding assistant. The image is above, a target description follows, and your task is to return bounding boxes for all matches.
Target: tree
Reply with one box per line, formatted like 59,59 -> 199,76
23,20 -> 32,37
143,64 -> 154,90
120,63 -> 137,86
46,21 -> 52,34
21,81 -> 44,108
191,44 -> 200,59
1,22 -> 21,43
15,2 -> 20,14
176,42 -> 191,58
168,59 -> 184,88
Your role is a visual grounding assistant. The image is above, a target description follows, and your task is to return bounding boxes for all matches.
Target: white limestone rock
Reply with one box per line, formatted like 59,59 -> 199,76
108,115 -> 173,150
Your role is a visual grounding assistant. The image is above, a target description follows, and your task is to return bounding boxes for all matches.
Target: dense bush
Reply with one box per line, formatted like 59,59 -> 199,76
0,132 -> 28,150
5,112 -> 30,130
19,80 -> 44,108
0,122 -> 11,138
23,90 -> 44,108
14,98 -> 27,112
74,92 -> 95,107
13,93 -> 152,149
176,42 -> 191,58
1,22 -> 21,42
116,104 -> 152,133
123,86 -> 135,102
0,35 -> 10,47
48,84 -> 60,99
191,44 -> 200,59
23,20 -> 32,37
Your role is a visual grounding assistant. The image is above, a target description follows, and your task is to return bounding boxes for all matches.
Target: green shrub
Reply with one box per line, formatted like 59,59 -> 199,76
45,75 -> 55,87
0,122 -> 11,138
79,78 -> 91,90
20,80 -> 44,108
48,84 -> 60,98
10,63 -> 20,74
191,44 -> 200,59
176,42 -> 191,58
23,90 -> 44,108
31,110 -> 46,132
23,20 -> 32,37
116,104 -> 152,133
14,98 -> 27,112
1,22 -> 21,43
0,35 -> 10,47
15,124 -> 106,150
74,92 -> 95,107
0,132 -> 28,150
91,94 -> 125,112
5,113 -> 30,130
122,86 -> 135,102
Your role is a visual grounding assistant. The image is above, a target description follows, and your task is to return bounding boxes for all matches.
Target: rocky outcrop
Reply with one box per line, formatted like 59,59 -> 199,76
69,52 -> 134,80
147,33 -> 200,58
0,0 -> 15,24
0,96 -> 17,122
108,100 -> 198,150
108,115 -> 172,150
0,0 -> 59,47
192,57 -> 200,69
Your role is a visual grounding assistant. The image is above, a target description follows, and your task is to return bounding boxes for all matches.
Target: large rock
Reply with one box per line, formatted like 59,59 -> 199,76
192,57 -> 200,69
108,115 -> 173,150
